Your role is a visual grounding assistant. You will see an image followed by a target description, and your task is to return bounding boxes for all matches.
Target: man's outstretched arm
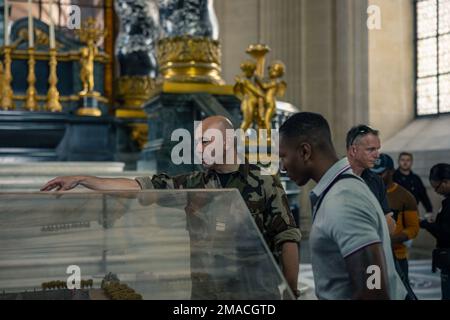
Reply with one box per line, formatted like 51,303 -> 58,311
344,242 -> 390,300
40,175 -> 141,191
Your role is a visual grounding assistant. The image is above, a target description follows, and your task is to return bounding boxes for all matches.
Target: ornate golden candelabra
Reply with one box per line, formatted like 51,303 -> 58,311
45,48 -> 62,112
25,47 -> 38,111
246,44 -> 270,78
235,44 -> 287,145
1,46 -> 15,110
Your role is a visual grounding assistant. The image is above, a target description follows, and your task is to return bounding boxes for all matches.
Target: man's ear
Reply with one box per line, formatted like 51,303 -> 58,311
348,145 -> 357,157
298,142 -> 312,162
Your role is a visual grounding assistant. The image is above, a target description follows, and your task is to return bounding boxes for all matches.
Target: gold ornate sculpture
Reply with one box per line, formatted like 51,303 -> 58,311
1,46 -> 15,110
245,44 -> 270,78
157,36 -> 224,84
25,47 -> 38,111
255,60 -> 286,138
45,48 -> 62,112
79,46 -> 96,95
75,18 -> 107,116
76,18 -> 106,98
117,75 -> 156,110
234,44 -> 287,139
129,123 -> 149,150
234,60 -> 264,132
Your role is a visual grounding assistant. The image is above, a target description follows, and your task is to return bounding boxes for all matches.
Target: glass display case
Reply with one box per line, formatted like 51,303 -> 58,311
0,189 -> 294,300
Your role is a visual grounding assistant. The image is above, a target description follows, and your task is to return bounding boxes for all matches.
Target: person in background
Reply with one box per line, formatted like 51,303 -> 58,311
420,163 -> 450,300
394,152 -> 433,217
346,125 -> 396,234
371,153 -> 420,284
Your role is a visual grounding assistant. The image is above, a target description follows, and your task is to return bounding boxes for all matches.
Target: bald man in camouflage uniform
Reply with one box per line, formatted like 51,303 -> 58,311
136,159 -> 300,299
41,116 -> 301,299
135,162 -> 300,255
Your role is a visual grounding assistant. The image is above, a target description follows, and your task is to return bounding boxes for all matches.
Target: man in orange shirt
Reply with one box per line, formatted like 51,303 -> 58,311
371,153 -> 420,283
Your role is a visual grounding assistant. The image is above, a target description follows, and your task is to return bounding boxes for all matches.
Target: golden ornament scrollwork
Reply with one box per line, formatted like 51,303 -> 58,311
1,48 -> 109,62
117,75 -> 156,110
16,28 -> 62,50
157,36 -> 221,66
157,36 -> 224,84
129,123 -> 149,150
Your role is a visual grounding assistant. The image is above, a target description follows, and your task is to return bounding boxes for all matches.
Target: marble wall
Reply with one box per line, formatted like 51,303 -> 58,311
368,0 -> 415,144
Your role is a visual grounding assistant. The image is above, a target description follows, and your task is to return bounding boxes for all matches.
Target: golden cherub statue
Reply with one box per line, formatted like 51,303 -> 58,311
76,18 -> 107,96
79,46 -> 96,95
233,60 -> 265,132
255,60 -> 287,137
234,44 -> 287,140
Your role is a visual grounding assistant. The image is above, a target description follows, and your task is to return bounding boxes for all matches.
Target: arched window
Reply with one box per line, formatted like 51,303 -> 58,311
415,0 -> 450,115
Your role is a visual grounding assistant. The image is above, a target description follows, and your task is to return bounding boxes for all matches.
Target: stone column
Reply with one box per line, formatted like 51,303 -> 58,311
333,0 -> 369,154
368,0 -> 414,141
115,0 -> 160,111
115,0 -> 159,78
159,0 -> 219,39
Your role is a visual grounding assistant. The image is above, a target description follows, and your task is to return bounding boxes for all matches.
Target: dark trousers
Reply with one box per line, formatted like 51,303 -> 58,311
395,258 -> 417,300
441,268 -> 450,300
396,258 -> 409,284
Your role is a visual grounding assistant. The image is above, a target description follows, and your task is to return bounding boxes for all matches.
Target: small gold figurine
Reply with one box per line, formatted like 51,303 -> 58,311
79,46 -> 96,95
76,18 -> 106,97
255,61 -> 287,136
234,60 -> 265,132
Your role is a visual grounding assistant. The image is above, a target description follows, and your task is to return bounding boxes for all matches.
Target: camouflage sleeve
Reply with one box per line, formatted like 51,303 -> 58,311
265,175 -> 302,249
135,173 -> 194,190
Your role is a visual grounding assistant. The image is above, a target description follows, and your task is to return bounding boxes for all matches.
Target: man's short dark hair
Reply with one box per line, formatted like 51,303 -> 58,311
399,152 -> 413,160
279,112 -> 333,150
429,163 -> 450,181
346,125 -> 379,149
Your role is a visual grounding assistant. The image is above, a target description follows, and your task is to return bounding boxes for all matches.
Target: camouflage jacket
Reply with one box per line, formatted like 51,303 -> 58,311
135,163 -> 301,254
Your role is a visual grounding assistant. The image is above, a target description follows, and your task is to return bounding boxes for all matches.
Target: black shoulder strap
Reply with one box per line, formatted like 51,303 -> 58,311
313,173 -> 361,218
